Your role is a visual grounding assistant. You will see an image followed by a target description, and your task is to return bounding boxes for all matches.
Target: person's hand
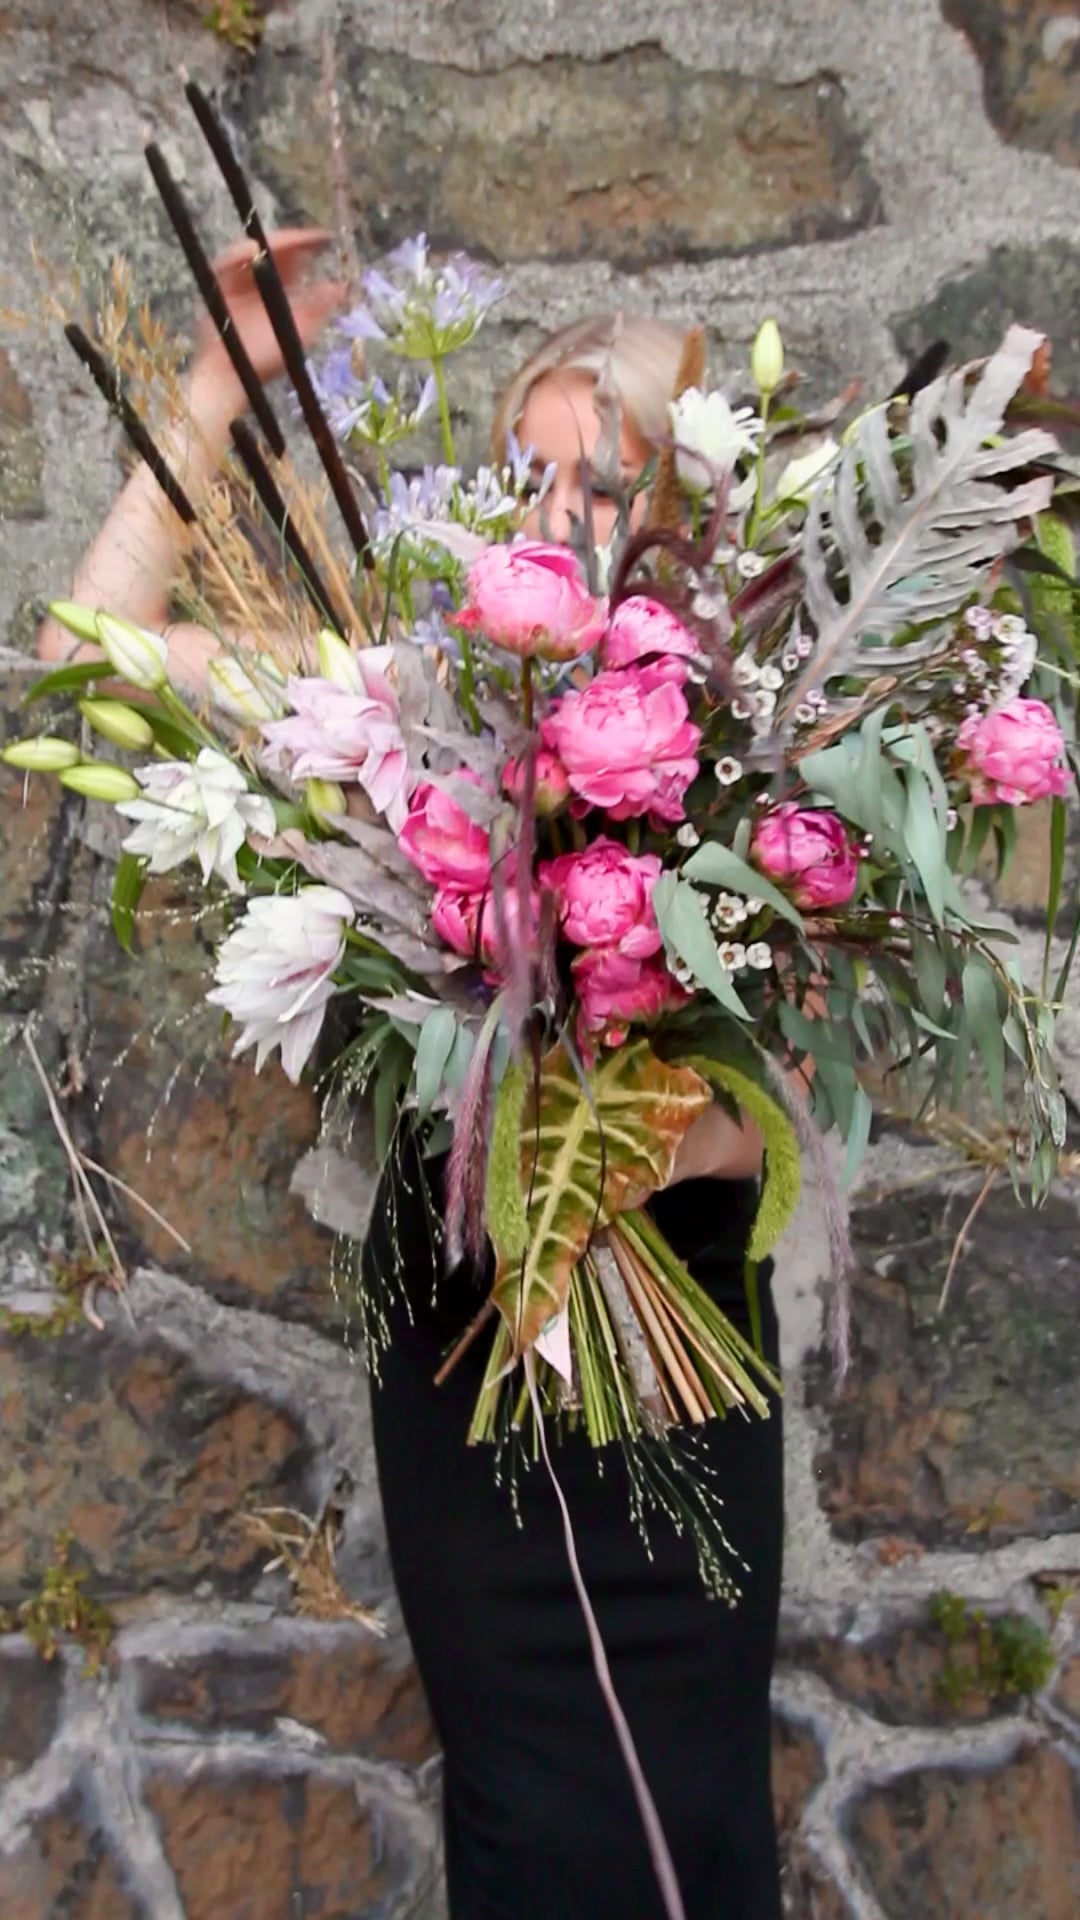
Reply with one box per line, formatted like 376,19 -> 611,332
188,227 -> 347,436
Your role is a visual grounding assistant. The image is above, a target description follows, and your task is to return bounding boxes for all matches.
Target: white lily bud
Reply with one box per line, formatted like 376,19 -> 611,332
208,653 -> 288,723
751,318 -> 784,396
316,628 -> 363,691
305,777 -> 348,820
59,762 -> 141,802
95,614 -> 168,692
2,736 -> 81,772
46,600 -> 101,646
78,699 -> 156,751
774,439 -> 840,505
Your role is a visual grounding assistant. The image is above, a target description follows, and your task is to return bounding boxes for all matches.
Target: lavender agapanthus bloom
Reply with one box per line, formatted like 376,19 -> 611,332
304,350 -> 436,449
341,233 -> 504,359
206,886 -> 354,1085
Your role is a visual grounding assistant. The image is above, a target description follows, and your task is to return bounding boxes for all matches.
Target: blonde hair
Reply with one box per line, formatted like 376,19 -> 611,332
492,312 -> 690,459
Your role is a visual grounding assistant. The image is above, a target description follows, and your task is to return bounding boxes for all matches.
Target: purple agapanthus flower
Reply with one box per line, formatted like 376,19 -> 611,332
342,233 -> 504,359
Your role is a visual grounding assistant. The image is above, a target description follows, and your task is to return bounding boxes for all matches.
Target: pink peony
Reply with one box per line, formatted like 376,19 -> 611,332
602,596 -> 702,683
957,697 -> 1070,806
502,746 -> 571,816
431,882 -> 538,974
540,836 -> 663,959
751,803 -> 859,910
542,667 -> 701,823
262,651 -> 414,832
573,948 -> 691,1049
455,539 -> 608,662
398,777 -> 492,890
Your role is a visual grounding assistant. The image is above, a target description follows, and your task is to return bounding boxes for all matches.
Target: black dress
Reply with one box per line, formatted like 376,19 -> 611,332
364,1135 -> 784,1920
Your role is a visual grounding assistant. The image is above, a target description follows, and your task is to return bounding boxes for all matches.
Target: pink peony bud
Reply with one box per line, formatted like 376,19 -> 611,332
398,776 -> 492,891
751,802 -> 859,909
541,666 -> 701,824
456,539 -> 607,662
956,696 -> 1070,807
540,836 -> 663,959
573,948 -> 691,1050
502,746 -> 571,816
602,596 -> 702,683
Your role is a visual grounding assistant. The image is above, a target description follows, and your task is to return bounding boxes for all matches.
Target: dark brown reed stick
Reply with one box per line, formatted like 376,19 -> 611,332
64,323 -> 196,526
143,139 -> 286,458
228,418 -> 354,637
183,80 -> 372,566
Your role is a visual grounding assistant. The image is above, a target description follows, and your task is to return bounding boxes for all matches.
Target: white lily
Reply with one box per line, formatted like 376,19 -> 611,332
668,388 -> 762,504
116,748 -> 276,893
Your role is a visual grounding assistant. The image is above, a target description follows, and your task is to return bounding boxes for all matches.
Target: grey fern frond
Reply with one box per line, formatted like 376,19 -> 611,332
783,325 -> 1058,722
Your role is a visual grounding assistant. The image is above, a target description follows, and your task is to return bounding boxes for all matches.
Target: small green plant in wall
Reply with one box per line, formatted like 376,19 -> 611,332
929,1590 -> 1055,1708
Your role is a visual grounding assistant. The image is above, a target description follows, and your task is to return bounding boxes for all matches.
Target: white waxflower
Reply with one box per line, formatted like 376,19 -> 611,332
991,613 -> 1027,642
206,886 -> 354,1085
794,703 -> 818,725
774,438 -> 840,505
736,551 -> 765,580
675,822 -> 701,849
713,892 -> 748,929
781,648 -> 801,673
669,387 -> 762,500
794,633 -> 814,659
758,664 -> 784,692
116,748 -> 277,894
732,655 -> 760,686
745,941 -> 773,969
752,688 -> 777,718
745,897 -> 765,915
731,699 -> 751,721
715,756 -> 744,785
716,940 -> 747,972
965,605 -> 994,638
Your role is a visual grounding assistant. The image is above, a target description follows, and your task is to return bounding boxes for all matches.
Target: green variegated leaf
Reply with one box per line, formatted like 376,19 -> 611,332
493,1040 -> 711,1356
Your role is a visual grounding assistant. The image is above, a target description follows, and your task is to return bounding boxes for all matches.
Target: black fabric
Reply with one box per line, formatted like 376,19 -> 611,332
364,1138 -> 784,1920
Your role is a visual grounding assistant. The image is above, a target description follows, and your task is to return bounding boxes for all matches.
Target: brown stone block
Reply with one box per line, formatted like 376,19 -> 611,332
805,1182 -> 1080,1549
146,1768 -> 393,1920
133,1626 -> 437,1766
0,1333 -> 309,1602
850,1741 -> 1080,1919
893,240 -> 1080,402
943,2 -> 1080,167
79,875 -> 353,1325
248,48 -> 881,268
1053,1651 -> 1080,1726
0,1791 -> 144,1920
783,1618 -> 1007,1726
0,1641 -> 62,1779
0,347 -> 45,522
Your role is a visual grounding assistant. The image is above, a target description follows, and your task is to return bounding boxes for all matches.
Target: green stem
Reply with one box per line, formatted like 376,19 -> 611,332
432,355 -> 456,465
746,391 -> 772,549
376,446 -> 393,502
521,656 -> 534,733
159,685 -> 218,753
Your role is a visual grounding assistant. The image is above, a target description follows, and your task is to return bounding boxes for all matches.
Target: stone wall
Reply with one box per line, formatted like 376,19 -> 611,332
1,3 -> 1079,1916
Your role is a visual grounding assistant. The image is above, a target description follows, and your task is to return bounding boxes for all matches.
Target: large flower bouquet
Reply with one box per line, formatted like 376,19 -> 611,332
10,96 -> 1080,1592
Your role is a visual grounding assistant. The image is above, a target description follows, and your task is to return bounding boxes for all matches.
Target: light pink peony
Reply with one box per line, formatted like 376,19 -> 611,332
542,666 -> 702,823
262,649 -> 414,831
398,777 -> 492,891
540,836 -> 663,959
431,882 -> 538,974
455,539 -> 608,661
502,746 -> 571,816
573,948 -> 691,1049
602,596 -> 701,683
751,803 -> 859,909
957,697 -> 1070,806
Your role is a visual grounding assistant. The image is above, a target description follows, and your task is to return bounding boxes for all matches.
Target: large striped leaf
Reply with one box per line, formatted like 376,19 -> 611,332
492,1040 -> 711,1356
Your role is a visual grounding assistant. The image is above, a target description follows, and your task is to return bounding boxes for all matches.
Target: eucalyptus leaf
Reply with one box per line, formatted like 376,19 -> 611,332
902,765 -> 947,921
682,842 -> 804,929
842,1085 -> 874,1188
414,1005 -> 458,1115
652,875 -> 749,1018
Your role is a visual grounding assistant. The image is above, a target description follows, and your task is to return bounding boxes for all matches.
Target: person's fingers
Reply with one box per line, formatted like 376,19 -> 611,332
287,280 -> 348,345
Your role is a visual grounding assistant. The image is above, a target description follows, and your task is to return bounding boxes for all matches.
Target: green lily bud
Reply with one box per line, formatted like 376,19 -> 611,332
59,762 -> 140,803
46,600 -> 102,646
305,778 -> 348,820
208,653 -> 288,723
2,736 -> 81,773
78,699 -> 156,752
95,613 -> 168,692
316,628 -> 362,691
751,318 -> 784,396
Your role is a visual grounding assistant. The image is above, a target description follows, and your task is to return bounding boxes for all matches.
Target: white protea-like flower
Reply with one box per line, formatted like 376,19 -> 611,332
116,748 -> 277,894
668,388 -> 762,501
206,886 -> 354,1085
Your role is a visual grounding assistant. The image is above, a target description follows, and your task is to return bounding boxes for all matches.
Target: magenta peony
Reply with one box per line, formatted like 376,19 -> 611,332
398,777 -> 492,890
573,948 -> 691,1049
751,803 -> 859,909
502,746 -> 571,816
431,881 -> 538,972
540,836 -> 663,959
262,649 -> 414,831
455,539 -> 607,662
957,697 -> 1070,806
602,596 -> 701,682
542,667 -> 701,823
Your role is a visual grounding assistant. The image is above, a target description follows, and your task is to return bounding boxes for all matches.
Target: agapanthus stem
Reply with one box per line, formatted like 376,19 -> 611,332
432,354 -> 456,465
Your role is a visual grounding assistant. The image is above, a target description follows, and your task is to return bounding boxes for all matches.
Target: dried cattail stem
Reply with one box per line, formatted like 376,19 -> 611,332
228,418 -> 354,636
143,140 -> 286,457
64,323 -> 196,525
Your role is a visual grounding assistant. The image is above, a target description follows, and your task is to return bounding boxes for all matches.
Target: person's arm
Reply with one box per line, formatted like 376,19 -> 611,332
667,975 -> 823,1185
37,229 -> 345,701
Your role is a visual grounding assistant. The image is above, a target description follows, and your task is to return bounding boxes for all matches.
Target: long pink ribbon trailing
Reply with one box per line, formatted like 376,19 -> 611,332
524,1353 -> 688,1920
